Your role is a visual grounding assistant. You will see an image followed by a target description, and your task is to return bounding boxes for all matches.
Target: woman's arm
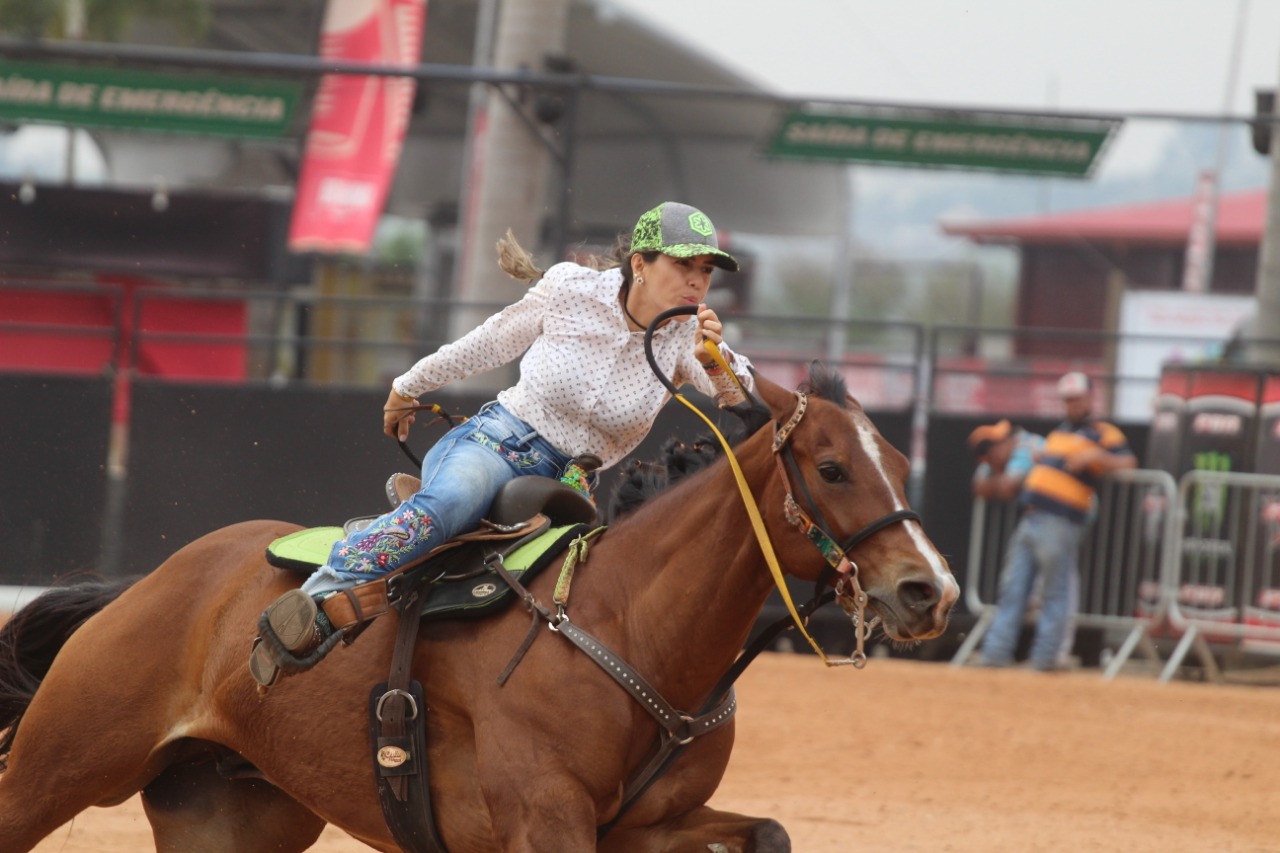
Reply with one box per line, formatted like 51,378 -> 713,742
391,275 -> 552,399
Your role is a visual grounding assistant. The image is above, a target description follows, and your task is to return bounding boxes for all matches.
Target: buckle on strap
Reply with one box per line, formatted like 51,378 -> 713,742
376,688 -> 419,722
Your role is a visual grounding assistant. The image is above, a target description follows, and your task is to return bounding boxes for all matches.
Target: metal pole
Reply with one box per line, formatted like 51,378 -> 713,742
547,84 -> 578,261
1250,46 -> 1280,365
1187,0 -> 1250,294
452,0 -> 501,302
0,37 -> 1272,126
825,166 -> 857,364
457,0 -> 569,310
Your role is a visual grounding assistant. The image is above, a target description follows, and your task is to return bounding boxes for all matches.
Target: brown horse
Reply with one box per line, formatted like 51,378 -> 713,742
0,366 -> 956,852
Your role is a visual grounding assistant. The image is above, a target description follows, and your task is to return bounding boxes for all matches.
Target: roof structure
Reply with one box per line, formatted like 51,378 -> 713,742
118,0 -> 851,239
942,187 -> 1269,247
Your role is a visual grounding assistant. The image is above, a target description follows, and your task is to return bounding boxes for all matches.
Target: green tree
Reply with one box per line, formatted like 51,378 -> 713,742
0,0 -> 208,42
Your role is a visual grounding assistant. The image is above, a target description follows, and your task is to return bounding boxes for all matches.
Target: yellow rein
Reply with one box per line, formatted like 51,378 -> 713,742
684,341 -> 860,667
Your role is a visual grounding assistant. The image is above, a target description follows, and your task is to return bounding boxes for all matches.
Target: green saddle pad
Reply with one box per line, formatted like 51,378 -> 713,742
266,526 -> 346,572
265,523 -> 593,622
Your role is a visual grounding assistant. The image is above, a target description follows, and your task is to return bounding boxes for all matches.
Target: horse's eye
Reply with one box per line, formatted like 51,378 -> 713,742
818,463 -> 846,483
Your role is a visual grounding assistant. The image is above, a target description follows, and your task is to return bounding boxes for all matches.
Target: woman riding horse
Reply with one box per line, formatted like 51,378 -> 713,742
0,361 -> 957,852
249,200 -> 755,688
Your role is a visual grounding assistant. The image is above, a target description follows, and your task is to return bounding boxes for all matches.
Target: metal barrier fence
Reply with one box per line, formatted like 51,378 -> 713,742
954,467 -> 1280,682
950,468 -> 1180,680
1160,470 -> 1280,680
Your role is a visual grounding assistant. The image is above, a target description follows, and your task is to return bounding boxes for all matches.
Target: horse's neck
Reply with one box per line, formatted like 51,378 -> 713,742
593,433 -> 782,706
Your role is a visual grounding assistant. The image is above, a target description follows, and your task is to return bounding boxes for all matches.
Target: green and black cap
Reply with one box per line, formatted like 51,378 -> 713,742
629,201 -> 739,272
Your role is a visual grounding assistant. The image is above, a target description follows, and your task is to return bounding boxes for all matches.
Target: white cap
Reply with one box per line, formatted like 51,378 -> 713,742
1057,371 -> 1091,398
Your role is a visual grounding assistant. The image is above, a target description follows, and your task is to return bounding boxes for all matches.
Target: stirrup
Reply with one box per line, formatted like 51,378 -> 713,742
249,638 -> 283,688
266,589 -> 321,651
249,590 -> 342,689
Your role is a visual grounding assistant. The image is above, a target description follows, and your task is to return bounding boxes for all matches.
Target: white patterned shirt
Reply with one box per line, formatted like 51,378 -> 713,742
392,262 -> 755,469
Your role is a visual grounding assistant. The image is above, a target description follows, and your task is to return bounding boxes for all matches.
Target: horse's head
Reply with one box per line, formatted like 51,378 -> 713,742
754,366 -> 958,643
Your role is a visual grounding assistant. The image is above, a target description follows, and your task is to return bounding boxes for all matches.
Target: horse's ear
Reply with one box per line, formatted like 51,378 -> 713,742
752,370 -> 797,419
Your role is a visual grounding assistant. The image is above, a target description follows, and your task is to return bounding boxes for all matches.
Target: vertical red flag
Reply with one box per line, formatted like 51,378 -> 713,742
288,0 -> 426,254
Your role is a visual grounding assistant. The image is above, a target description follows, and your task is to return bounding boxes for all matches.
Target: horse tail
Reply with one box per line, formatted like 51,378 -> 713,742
0,579 -> 135,766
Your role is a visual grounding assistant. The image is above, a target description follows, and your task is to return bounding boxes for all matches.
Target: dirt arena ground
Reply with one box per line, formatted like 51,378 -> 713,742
28,652 -> 1280,853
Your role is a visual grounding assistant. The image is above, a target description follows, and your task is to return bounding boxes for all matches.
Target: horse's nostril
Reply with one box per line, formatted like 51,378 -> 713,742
899,580 -> 939,613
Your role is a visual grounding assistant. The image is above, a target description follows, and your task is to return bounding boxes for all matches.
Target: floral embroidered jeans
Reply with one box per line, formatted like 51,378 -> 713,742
302,402 -> 572,597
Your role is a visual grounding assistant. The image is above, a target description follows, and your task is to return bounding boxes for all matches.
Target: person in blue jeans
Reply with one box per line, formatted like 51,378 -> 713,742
977,372 -> 1135,672
249,201 -> 756,687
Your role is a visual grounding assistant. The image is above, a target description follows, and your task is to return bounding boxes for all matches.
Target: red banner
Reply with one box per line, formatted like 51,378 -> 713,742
288,0 -> 426,254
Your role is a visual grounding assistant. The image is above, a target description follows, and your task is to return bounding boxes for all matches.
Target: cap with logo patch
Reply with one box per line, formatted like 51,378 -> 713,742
630,201 -> 739,272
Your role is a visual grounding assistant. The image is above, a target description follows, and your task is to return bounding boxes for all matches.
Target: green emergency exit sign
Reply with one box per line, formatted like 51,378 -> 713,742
0,60 -> 301,139
767,111 -> 1119,177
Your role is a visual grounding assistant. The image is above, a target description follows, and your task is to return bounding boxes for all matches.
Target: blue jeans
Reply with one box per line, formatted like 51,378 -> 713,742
980,510 -> 1083,670
302,402 -> 572,597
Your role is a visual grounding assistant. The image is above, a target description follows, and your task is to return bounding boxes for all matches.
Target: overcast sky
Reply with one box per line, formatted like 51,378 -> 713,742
607,0 -> 1280,117
601,0 -> 1280,257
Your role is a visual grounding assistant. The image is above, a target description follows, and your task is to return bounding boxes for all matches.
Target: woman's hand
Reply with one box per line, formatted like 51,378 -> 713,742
383,388 -> 417,441
694,304 -> 725,368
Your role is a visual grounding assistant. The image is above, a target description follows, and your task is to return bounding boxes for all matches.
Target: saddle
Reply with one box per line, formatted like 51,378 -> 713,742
265,473 -> 600,636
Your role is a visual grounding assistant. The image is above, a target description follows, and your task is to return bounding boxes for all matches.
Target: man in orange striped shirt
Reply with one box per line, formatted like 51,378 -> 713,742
979,371 -> 1135,671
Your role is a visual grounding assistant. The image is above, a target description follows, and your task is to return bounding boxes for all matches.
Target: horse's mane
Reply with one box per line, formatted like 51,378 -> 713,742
606,435 -> 724,520
605,363 -> 850,520
796,360 -> 850,407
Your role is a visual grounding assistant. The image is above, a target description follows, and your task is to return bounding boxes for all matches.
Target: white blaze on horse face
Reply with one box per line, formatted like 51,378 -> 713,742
852,413 -> 954,588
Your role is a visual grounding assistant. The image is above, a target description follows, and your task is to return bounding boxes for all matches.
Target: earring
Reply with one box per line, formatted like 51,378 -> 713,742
636,276 -> 644,285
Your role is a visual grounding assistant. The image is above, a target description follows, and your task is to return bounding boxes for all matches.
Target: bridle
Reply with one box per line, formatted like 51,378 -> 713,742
769,390 -> 921,665
643,306 -> 921,667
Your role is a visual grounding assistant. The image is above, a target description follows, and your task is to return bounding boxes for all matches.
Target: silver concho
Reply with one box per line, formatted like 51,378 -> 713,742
377,745 -> 409,768
471,582 -> 498,598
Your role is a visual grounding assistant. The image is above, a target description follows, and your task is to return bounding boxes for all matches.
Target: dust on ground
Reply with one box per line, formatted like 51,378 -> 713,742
31,653 -> 1280,852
